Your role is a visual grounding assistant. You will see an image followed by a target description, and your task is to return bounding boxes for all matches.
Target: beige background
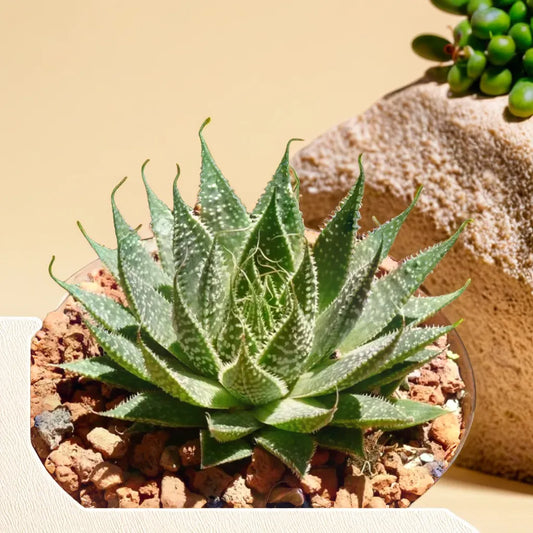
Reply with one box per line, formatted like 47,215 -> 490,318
2,1 -> 532,530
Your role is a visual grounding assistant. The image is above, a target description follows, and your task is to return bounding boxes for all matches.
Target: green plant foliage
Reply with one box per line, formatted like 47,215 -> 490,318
415,1 -> 533,117
52,123 -> 468,477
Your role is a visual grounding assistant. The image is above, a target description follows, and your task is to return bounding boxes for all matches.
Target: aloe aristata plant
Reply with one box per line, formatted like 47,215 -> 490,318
50,120 -> 469,476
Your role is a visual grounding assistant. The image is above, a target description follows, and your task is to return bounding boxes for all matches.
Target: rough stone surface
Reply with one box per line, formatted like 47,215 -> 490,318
398,466 -> 435,497
33,406 -> 73,449
430,412 -> 461,450
292,78 -> 533,481
192,467 -> 232,498
222,474 -> 254,508
160,474 -> 206,508
90,462 -> 124,490
86,427 -> 127,459
159,445 -> 181,472
334,474 -> 373,508
246,446 -> 286,494
131,431 -> 169,477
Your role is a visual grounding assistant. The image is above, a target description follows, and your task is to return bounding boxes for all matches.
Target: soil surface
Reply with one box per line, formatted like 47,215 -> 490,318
30,266 -> 466,508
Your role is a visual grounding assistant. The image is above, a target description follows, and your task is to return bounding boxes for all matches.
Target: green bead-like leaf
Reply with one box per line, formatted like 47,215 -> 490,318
172,275 -> 221,378
77,221 -> 119,281
308,240 -> 381,367
142,161 -> 175,277
341,221 -> 469,352
198,118 -> 250,255
101,391 -> 206,427
200,429 -> 253,468
314,157 -> 365,311
255,428 -> 315,477
254,397 -> 336,433
219,342 -> 288,406
173,170 -> 213,313
207,411 -> 262,442
49,258 -> 136,332
314,427 -> 364,457
58,355 -> 154,392
412,34 -> 453,62
139,335 -> 241,409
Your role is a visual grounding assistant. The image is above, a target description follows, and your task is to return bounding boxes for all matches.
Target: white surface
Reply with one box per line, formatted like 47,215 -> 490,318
0,317 -> 476,533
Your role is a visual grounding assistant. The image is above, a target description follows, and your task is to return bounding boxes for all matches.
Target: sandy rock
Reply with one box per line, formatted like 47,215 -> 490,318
430,413 -> 461,449
86,427 -> 127,459
30,378 -> 62,420
71,385 -> 105,412
44,438 -> 85,493
131,430 -> 169,476
222,475 -> 254,508
246,447 -> 285,494
72,447 -> 104,483
160,474 -> 206,508
139,480 -> 160,508
311,493 -> 332,508
160,445 -> 181,472
366,496 -> 387,508
116,486 -> 140,508
301,467 -> 337,499
269,487 -> 305,506
416,369 -> 440,387
440,359 -> 465,394
371,474 -> 397,493
398,498 -> 411,508
398,466 -> 434,497
178,439 -> 201,467
381,451 -> 404,475
90,462 -> 124,490
409,385 -> 445,406
64,401 -> 92,422
192,467 -> 232,498
334,474 -> 373,508
292,79 -> 533,481
79,485 -> 106,508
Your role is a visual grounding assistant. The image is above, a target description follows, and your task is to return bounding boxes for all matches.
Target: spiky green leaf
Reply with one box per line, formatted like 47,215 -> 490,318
255,428 -> 315,477
206,411 -> 262,442
383,281 -> 470,333
349,188 -> 422,273
390,399 -> 449,430
101,391 -> 206,427
58,356 -> 153,391
172,275 -> 221,378
139,335 -> 241,409
314,427 -> 364,457
142,161 -> 175,277
290,244 -> 317,320
173,171 -> 213,312
341,221 -> 469,352
253,140 -> 305,263
198,118 -> 250,255
49,258 -> 135,332
86,323 -> 151,381
351,349 -> 440,393
77,221 -> 119,280
200,429 -> 253,468
314,158 -> 365,311
254,397 -> 336,433
258,293 -> 313,382
331,394 -> 408,429
308,241 -> 381,367
219,342 -> 288,406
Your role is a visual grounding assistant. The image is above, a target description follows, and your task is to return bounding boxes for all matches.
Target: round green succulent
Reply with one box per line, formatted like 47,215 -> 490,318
414,0 -> 533,118
50,121 -> 468,476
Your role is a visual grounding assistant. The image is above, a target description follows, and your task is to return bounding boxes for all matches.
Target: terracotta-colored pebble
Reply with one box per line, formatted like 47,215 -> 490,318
222,475 -> 253,508
192,467 -> 232,498
160,474 -> 206,508
245,447 -> 285,494
131,431 -> 169,476
429,413 -> 461,449
90,462 -> 124,490
116,486 -> 140,508
398,467 -> 434,497
366,496 -> 387,508
86,427 -> 127,459
160,445 -> 181,472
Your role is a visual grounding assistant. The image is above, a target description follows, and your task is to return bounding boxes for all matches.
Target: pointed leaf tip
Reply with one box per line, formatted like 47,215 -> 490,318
141,159 -> 150,175
199,117 -> 212,135
111,177 -> 128,201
